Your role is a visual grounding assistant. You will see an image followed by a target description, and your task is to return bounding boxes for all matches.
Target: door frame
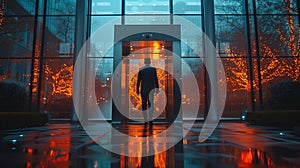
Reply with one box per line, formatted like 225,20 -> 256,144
112,25 -> 181,124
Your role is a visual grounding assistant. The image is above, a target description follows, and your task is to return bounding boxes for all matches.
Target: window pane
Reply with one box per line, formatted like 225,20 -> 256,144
125,15 -> 170,24
125,0 -> 169,14
94,58 -> 113,120
173,0 -> 201,14
215,16 -> 247,57
174,16 -> 202,57
256,15 -> 299,57
44,16 -> 75,57
0,17 -> 34,58
45,0 -> 76,15
4,0 -> 36,16
41,58 -> 73,119
222,58 -> 252,117
214,0 -> 246,14
91,16 -> 121,57
182,58 -> 205,119
0,59 -> 32,84
255,0 -> 298,14
260,57 -> 300,110
91,16 -> 121,34
0,59 -> 31,112
92,0 -> 121,14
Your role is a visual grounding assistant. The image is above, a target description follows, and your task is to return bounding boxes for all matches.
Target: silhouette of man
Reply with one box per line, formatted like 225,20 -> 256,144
136,58 -> 159,125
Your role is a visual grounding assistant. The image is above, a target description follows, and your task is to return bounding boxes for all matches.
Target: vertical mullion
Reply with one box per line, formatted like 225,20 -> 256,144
86,0 -> 91,39
29,0 -> 39,112
170,0 -> 173,24
37,0 -> 48,112
202,0 -> 216,119
122,0 -> 125,24
245,0 -> 256,112
201,0 -> 205,32
252,0 -> 264,110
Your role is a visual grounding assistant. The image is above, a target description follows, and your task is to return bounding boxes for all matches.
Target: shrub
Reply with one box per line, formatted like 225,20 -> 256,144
0,80 -> 29,112
0,112 -> 48,130
47,95 -> 73,118
267,81 -> 300,110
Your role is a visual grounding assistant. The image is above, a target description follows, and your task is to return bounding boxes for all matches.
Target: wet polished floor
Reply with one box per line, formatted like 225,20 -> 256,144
0,122 -> 300,168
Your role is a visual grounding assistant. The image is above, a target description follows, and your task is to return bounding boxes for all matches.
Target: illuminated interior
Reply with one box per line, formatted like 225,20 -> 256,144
122,41 -> 173,120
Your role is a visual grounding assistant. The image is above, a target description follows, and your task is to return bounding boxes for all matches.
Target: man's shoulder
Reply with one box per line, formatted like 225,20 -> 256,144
147,66 -> 156,70
140,66 -> 156,70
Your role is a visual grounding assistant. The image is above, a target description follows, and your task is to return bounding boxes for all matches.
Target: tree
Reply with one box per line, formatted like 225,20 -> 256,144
220,0 -> 299,92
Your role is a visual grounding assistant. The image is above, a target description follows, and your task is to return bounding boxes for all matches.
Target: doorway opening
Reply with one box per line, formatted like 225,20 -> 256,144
112,25 -> 181,124
121,41 -> 173,123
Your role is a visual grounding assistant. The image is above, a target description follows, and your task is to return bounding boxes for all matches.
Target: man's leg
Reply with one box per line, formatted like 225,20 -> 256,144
141,93 -> 148,123
148,92 -> 154,121
148,91 -> 154,126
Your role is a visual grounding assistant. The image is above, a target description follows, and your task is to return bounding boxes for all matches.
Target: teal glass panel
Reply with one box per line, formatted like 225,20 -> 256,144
125,0 -> 169,14
91,0 -> 122,14
173,0 -> 201,14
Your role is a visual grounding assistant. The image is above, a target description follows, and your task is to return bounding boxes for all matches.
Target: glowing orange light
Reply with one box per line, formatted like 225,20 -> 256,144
49,150 -> 54,157
31,42 -> 41,94
26,162 -> 31,168
0,0 -> 4,26
223,0 -> 300,93
153,42 -> 160,48
43,63 -> 73,105
0,74 -> 8,82
50,65 -> 73,97
50,140 -> 56,147
154,139 -> 167,168
240,149 -> 253,164
153,54 -> 160,60
27,148 -> 33,155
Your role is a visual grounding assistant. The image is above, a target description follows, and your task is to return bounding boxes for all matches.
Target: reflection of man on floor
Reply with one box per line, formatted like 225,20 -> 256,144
136,58 -> 159,125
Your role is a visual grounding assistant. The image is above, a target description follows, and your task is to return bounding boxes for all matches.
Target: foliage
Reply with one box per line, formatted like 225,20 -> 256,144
0,112 -> 48,130
0,80 -> 29,112
246,110 -> 300,128
219,0 -> 300,93
267,81 -> 300,110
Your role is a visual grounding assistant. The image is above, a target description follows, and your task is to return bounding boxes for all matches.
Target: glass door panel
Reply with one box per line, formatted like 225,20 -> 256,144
122,41 -> 173,122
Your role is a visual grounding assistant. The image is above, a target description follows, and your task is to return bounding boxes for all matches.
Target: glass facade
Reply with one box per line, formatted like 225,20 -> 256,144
0,0 -> 299,119
1,0 -> 76,119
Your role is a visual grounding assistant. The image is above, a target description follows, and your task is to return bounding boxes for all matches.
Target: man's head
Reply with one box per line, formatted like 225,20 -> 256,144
144,58 -> 151,65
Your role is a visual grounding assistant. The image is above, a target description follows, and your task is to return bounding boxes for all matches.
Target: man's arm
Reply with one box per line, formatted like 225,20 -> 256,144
136,71 -> 141,95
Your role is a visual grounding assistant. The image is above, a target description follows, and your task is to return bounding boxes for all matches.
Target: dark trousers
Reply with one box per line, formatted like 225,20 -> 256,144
141,90 -> 154,121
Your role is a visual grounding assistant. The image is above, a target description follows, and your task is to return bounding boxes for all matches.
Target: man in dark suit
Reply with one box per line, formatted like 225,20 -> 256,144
136,58 -> 159,125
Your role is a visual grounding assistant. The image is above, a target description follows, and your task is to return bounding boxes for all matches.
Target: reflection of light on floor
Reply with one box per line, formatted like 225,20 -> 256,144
127,141 -> 142,167
238,148 -> 288,168
183,139 -> 188,145
240,148 -> 253,164
153,128 -> 167,168
154,151 -> 167,168
50,140 -> 56,147
49,150 -> 54,157
26,162 -> 31,168
27,148 -> 33,155
120,125 -> 167,167
22,125 -> 71,167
